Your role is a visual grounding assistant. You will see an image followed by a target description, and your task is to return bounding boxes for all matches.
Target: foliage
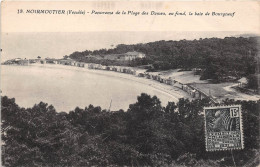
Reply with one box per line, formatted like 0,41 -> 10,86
1,95 -> 259,166
246,74 -> 259,90
68,37 -> 258,82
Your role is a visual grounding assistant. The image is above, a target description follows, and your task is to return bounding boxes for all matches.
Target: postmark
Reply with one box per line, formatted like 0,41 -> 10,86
204,105 -> 244,151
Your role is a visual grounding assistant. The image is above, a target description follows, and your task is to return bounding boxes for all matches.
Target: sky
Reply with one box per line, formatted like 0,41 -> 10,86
1,31 -> 255,62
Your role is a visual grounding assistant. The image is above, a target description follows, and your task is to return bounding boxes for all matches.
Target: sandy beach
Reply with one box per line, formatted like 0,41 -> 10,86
32,63 -> 191,101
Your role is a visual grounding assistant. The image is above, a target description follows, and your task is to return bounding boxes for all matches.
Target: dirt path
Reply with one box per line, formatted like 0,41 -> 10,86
223,84 -> 260,101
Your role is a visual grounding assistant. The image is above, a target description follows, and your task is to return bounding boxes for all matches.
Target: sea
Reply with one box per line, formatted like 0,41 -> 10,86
1,64 -> 177,112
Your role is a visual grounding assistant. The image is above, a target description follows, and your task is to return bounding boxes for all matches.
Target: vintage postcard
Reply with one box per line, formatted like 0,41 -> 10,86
1,1 -> 259,167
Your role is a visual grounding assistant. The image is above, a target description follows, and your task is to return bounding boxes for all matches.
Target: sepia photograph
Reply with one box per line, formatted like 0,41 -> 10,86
1,1 -> 259,167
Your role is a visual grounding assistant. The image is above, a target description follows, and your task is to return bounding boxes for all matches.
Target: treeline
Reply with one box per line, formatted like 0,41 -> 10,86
2,95 -> 259,166
69,37 -> 258,82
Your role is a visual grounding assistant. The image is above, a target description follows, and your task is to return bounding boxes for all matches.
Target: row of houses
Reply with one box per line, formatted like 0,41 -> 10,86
88,64 -> 137,75
139,72 -> 208,100
134,69 -> 216,102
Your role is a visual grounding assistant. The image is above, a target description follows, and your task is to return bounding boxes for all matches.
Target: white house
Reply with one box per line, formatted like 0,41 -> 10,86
104,51 -> 145,61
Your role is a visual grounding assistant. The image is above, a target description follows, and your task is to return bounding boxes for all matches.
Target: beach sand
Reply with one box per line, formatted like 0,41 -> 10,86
31,63 -> 191,102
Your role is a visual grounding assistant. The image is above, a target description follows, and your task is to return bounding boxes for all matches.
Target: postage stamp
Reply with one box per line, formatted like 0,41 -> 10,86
204,105 -> 244,151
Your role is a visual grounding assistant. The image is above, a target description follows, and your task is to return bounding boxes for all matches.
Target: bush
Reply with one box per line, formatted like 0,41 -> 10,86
2,95 -> 259,166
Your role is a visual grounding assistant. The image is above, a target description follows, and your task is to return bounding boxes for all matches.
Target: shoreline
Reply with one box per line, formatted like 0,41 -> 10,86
30,63 -> 191,102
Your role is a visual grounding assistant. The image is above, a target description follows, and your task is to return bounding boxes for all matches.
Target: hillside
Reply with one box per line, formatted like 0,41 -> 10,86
68,37 -> 258,83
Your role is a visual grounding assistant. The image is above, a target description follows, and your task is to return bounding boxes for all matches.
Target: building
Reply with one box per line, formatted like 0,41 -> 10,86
192,68 -> 203,75
79,62 -> 85,67
120,51 -> 145,61
174,81 -> 183,89
151,75 -> 158,80
126,69 -> 136,75
95,64 -> 103,69
165,77 -> 174,85
144,73 -> 151,79
18,59 -> 30,66
238,77 -> 248,88
104,51 -> 145,61
88,63 -> 95,69
118,67 -> 124,73
40,60 -> 46,64
105,66 -> 111,71
57,59 -> 75,65
14,58 -> 22,61
88,63 -> 102,69
137,72 -> 145,77
112,67 -> 118,72
45,58 -> 58,64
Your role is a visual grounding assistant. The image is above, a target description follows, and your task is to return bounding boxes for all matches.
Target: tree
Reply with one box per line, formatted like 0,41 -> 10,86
246,74 -> 259,90
67,37 -> 258,82
63,55 -> 69,59
2,95 -> 259,166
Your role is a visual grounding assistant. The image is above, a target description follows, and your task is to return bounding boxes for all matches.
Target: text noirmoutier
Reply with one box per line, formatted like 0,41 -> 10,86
23,9 -> 86,15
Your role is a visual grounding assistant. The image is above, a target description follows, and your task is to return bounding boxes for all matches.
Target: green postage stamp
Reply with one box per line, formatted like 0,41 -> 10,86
204,105 -> 244,151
